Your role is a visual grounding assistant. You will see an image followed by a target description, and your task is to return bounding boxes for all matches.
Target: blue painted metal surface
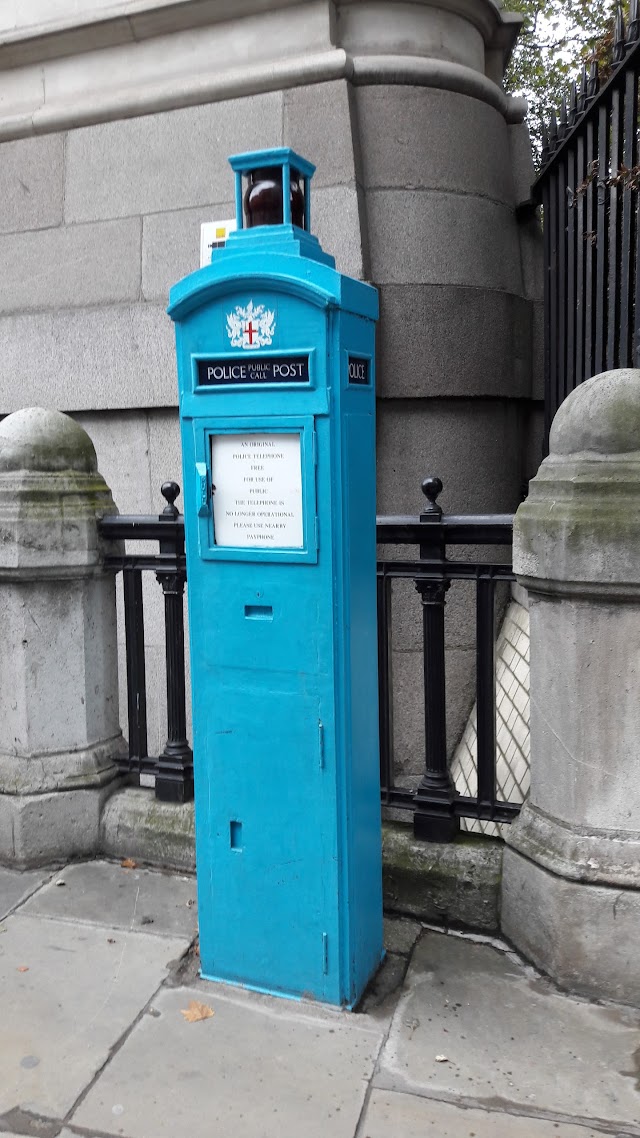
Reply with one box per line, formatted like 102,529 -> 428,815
168,148 -> 383,1007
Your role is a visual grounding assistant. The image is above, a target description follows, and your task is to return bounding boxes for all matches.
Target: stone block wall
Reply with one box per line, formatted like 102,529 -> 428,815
0,0 -> 543,761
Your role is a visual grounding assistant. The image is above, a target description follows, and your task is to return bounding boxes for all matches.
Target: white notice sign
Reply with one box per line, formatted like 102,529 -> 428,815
211,432 -> 304,548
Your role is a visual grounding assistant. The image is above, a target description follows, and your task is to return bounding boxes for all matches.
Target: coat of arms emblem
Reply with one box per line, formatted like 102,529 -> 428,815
226,301 -> 275,350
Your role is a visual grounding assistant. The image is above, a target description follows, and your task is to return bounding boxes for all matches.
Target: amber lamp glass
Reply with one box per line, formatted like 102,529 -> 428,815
244,166 -> 305,228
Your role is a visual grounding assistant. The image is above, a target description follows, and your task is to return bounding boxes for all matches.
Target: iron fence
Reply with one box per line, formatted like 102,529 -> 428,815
99,481 -> 193,805
536,2 -> 640,446
377,477 -> 518,840
98,477 -> 518,840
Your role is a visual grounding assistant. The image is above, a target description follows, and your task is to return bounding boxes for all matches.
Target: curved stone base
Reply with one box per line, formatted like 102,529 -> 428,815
501,845 -> 640,1007
507,802 -> 640,890
100,787 -> 196,873
0,777 -> 124,868
0,734 -> 127,795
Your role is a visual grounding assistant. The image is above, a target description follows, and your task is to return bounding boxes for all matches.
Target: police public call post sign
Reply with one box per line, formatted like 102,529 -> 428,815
197,356 -> 310,386
168,148 -> 382,1008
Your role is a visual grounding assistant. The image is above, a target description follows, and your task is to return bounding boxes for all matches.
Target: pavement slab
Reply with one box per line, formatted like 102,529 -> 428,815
19,861 -> 198,939
0,913 -> 188,1119
376,931 -> 640,1132
0,866 -> 50,920
72,983 -> 385,1138
383,917 -> 422,956
361,1089 -> 633,1137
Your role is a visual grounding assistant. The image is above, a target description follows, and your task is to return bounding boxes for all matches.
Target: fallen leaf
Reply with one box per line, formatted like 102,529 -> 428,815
435,1055 -> 449,1063
107,938 -> 116,944
17,966 -> 29,973
121,858 -> 137,870
54,880 -> 66,887
186,899 -> 195,908
180,1000 -> 214,1023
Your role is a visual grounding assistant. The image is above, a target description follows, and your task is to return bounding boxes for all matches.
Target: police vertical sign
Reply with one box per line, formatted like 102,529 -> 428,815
348,356 -> 369,385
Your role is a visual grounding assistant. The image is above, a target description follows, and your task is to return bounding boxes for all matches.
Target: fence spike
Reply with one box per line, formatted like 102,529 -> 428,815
568,80 -> 578,124
578,63 -> 588,112
629,0 -> 640,41
548,108 -> 558,151
558,93 -> 568,136
588,59 -> 599,99
541,118 -> 550,161
614,4 -> 626,61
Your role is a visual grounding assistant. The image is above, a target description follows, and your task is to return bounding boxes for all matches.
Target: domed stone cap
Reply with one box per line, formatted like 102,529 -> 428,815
550,369 -> 640,456
0,407 -> 98,474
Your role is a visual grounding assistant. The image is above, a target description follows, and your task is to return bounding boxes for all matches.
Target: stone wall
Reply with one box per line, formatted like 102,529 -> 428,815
0,0 -> 543,758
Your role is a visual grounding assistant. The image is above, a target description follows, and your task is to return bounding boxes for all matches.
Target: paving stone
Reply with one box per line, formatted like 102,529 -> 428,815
0,1111 -> 61,1138
376,932 -> 640,1130
0,1133 -> 58,1138
361,1089 -> 630,1137
0,914 -> 187,1118
360,953 -> 408,1015
0,867 -> 50,921
73,984 -> 384,1138
383,917 -> 421,956
20,861 -> 197,939
58,1132 -> 104,1138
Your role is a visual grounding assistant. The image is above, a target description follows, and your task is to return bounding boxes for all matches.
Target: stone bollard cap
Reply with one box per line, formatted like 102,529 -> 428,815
550,368 -> 640,457
515,368 -> 640,593
0,407 -> 97,474
0,407 -> 120,576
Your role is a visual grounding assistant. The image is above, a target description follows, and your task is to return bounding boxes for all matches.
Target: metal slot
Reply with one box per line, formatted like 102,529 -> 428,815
244,604 -> 273,620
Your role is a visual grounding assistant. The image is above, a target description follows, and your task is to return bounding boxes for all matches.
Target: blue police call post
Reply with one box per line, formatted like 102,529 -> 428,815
168,149 -> 383,1007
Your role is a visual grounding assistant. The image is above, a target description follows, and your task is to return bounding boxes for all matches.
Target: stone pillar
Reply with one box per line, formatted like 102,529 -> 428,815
0,407 -> 125,867
501,369 -> 640,1005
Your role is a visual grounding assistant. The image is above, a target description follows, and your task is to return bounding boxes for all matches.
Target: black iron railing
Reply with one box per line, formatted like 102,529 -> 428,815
377,477 -> 517,840
99,477 -> 518,840
535,2 -> 640,446
100,481 -> 193,804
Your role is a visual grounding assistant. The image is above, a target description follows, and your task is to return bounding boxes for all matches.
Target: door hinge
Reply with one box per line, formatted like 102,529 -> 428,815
322,932 -> 329,975
314,516 -> 320,549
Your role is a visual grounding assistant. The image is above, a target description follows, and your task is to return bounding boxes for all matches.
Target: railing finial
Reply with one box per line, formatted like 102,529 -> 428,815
614,4 -> 627,61
541,118 -> 550,162
568,80 -> 578,125
558,93 -> 568,138
630,0 -> 640,42
548,108 -> 558,152
161,480 -> 181,519
578,63 -> 588,112
588,58 -> 599,100
421,476 -> 443,516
